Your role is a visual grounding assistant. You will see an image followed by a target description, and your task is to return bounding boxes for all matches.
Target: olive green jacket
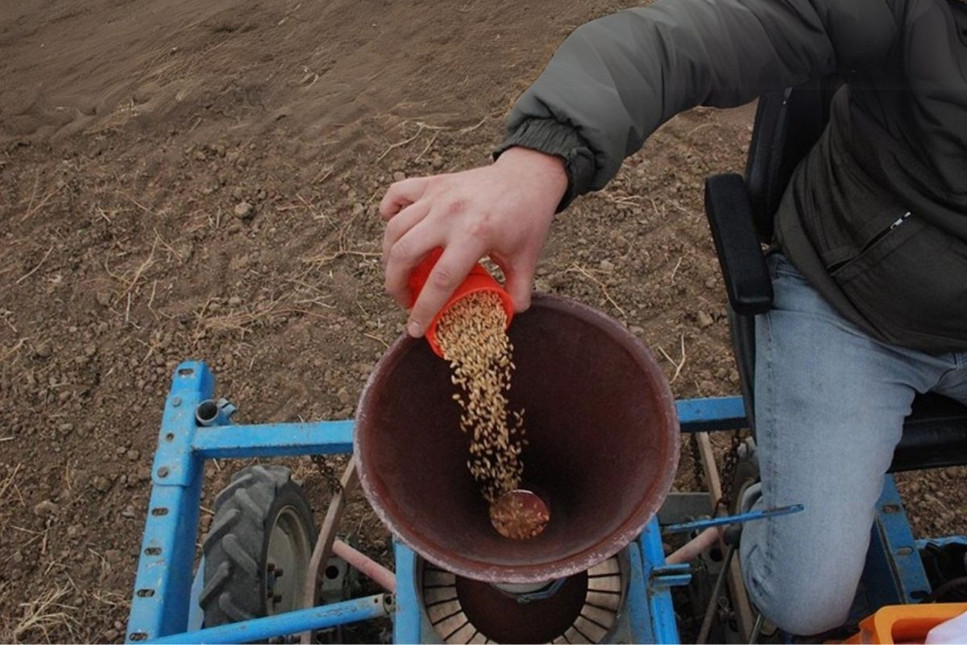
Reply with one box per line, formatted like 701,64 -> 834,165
499,0 -> 967,352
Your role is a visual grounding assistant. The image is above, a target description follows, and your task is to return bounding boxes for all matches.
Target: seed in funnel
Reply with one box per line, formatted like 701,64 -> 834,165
490,489 -> 550,540
435,290 -> 527,507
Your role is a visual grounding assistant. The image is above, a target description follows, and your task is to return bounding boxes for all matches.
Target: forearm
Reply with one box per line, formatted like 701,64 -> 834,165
499,0 -> 899,203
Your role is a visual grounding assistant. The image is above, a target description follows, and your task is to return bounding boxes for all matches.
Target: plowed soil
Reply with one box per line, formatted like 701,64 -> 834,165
1,1 -> 964,641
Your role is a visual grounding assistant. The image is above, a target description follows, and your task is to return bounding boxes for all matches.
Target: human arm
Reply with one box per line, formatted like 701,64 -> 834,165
382,0 -> 900,337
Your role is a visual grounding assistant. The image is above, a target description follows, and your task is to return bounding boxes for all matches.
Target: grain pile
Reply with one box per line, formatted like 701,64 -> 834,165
435,291 -> 527,506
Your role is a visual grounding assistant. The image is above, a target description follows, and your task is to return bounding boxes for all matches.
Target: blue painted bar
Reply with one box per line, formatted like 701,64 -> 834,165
675,396 -> 747,433
663,504 -> 804,534
916,536 -> 967,550
393,542 -> 423,644
625,540 -> 655,643
876,476 -> 932,603
147,595 -> 390,644
191,420 -> 355,458
639,519 -> 684,644
186,559 -> 204,633
127,362 -> 212,642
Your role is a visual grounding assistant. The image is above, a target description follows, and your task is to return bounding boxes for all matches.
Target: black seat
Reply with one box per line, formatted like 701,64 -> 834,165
704,78 -> 967,473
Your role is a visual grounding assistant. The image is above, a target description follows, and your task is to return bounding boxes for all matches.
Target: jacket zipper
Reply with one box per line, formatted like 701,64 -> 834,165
829,212 -> 912,274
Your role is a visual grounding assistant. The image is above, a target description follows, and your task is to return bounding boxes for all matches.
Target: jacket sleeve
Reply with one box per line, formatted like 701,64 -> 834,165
496,0 -> 900,208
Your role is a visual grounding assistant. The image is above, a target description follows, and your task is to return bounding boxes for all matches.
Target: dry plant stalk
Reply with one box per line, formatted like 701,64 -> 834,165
435,291 -> 526,504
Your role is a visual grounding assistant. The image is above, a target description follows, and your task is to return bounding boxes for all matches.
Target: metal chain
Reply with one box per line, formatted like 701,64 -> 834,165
689,433 -> 705,488
311,454 -> 344,494
715,429 -> 744,513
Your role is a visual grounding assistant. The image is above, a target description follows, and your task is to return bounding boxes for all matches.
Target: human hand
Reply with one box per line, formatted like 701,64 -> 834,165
380,146 -> 568,338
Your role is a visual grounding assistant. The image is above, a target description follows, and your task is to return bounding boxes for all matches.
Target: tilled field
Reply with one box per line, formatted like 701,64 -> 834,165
1,1 -> 964,641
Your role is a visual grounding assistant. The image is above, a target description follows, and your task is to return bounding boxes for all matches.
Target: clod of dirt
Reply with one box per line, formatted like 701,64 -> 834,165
33,342 -> 51,358
32,500 -> 58,517
233,201 -> 254,219
697,311 -> 714,328
92,476 -> 112,493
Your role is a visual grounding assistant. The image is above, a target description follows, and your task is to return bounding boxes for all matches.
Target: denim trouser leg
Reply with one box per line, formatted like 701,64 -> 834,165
739,253 -> 967,636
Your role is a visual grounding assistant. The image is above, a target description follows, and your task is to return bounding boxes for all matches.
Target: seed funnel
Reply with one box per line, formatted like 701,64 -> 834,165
407,248 -> 515,358
354,293 -> 679,583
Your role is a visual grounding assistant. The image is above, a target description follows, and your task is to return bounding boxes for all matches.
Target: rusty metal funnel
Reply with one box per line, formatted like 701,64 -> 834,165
354,293 -> 679,583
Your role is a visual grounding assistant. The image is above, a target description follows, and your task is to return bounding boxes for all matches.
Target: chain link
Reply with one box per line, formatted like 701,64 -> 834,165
689,433 -> 705,488
311,454 -> 344,494
715,429 -> 744,514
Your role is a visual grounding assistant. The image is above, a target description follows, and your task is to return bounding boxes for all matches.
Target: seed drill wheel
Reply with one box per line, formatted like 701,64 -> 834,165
200,465 -> 317,626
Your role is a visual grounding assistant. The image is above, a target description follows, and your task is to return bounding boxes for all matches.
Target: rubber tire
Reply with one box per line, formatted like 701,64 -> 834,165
200,464 -> 317,627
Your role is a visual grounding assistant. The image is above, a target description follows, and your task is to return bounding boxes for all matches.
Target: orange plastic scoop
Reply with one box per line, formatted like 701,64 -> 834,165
407,248 -> 515,357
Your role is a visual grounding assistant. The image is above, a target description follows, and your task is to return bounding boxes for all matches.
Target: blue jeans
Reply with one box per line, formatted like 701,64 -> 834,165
740,253 -> 967,636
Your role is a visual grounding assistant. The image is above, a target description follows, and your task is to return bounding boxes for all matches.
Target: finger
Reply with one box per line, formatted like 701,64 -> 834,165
382,200 -> 430,263
494,256 -> 535,313
408,242 -> 486,338
379,177 -> 429,220
383,217 -> 445,310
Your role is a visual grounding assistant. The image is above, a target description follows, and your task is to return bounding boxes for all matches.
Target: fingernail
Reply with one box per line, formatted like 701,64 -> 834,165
407,321 -> 423,337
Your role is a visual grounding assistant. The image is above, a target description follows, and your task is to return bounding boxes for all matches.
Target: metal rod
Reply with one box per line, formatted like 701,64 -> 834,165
300,460 -> 358,645
697,544 -> 736,644
694,431 -> 754,640
333,539 -> 396,593
663,504 -> 804,534
666,527 -> 723,565
146,594 -> 389,644
749,611 -> 765,644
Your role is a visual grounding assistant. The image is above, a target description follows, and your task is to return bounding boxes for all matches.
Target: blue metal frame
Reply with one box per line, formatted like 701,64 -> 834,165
392,518 -> 685,644
392,542 -> 422,644
128,363 -> 944,644
147,595 -> 390,644
675,396 -> 747,433
126,362 -> 366,643
640,519 -> 689,643
864,476 -> 932,606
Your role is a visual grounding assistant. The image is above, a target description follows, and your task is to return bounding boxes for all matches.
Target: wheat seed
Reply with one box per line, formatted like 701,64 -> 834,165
435,291 -> 526,505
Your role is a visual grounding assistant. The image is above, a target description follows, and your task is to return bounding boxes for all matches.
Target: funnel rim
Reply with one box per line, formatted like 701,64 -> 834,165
355,292 -> 679,583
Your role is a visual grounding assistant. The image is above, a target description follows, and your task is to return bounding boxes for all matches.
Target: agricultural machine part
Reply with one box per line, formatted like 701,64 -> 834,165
300,459 -> 357,644
407,247 -> 514,357
355,293 -> 679,584
195,398 -> 236,427
662,504 -> 805,534
200,465 -> 316,626
422,554 -> 624,643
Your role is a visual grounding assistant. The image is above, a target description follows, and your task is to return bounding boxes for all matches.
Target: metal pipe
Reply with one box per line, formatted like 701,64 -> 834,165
697,543 -> 736,644
332,539 -> 396,593
666,527 -> 723,565
300,460 -> 357,645
749,611 -> 765,644
194,398 -> 235,427
146,594 -> 390,644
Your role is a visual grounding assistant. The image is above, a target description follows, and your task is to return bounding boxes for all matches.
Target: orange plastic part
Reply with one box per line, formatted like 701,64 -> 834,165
407,248 -> 515,358
843,603 -> 967,644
